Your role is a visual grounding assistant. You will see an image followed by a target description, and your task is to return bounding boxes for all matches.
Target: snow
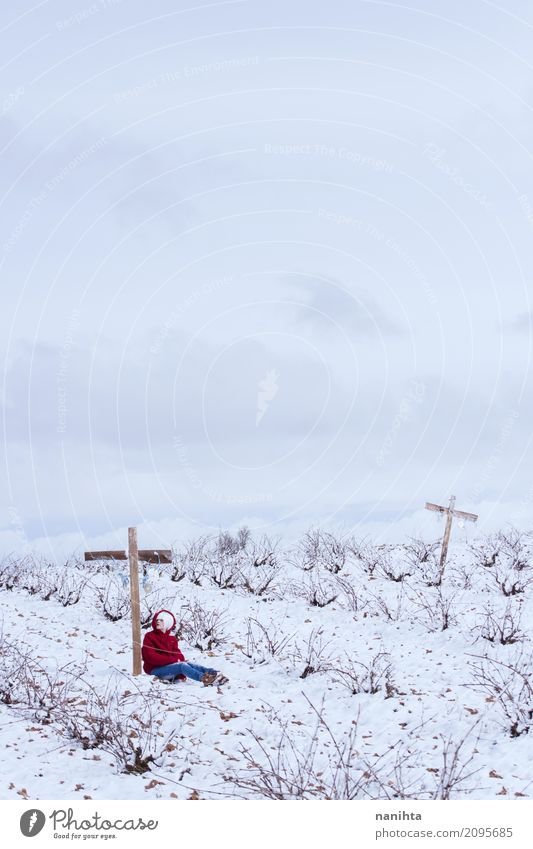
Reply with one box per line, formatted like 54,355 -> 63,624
1,529 -> 533,800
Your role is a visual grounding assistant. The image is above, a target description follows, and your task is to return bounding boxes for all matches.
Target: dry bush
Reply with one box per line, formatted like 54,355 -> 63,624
367,584 -> 405,622
404,537 -> 443,586
94,576 -> 131,621
225,698 -> 365,799
0,554 -> 28,590
171,535 -> 211,585
291,628 -> 335,679
332,573 -> 368,615
0,638 -> 84,723
205,529 -> 249,589
225,698 -> 416,800
175,600 -> 229,651
292,571 -> 339,608
467,651 -> 533,738
40,560 -> 88,606
366,723 -> 482,800
240,618 -> 294,665
377,550 -> 413,583
330,651 -> 396,697
290,529 -> 348,574
236,535 -> 282,597
54,678 -> 179,774
408,585 -> 459,632
474,602 -> 525,645
357,543 -> 388,578
469,527 -> 533,569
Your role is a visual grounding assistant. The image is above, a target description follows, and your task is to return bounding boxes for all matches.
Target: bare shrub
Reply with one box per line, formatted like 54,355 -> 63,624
366,723 -> 482,800
357,543 -> 388,578
332,573 -> 368,614
367,584 -> 405,622
290,529 -> 348,574
408,585 -> 459,632
291,628 -> 334,679
205,529 -> 248,589
172,535 -> 211,585
474,602 -> 525,645
471,530 -> 533,593
0,638 -> 84,722
450,558 -> 477,590
41,560 -> 88,606
331,651 -> 396,697
236,535 -> 282,597
404,537 -> 442,586
378,549 -> 413,583
55,678 -> 179,773
467,651 -> 533,738
225,698 -> 364,798
94,576 -> 131,621
293,571 -> 339,608
176,600 -> 229,651
240,618 -> 294,665
429,725 -> 482,799
490,564 -> 533,597
226,698 -> 414,800
0,554 -> 27,590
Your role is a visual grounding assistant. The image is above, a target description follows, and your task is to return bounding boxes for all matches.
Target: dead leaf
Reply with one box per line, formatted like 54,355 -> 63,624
188,790 -> 200,800
497,787 -> 507,796
145,779 -> 165,790
489,770 -> 503,779
465,707 -> 479,715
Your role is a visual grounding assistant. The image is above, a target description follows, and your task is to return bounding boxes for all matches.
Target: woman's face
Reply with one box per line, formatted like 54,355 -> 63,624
155,617 -> 165,631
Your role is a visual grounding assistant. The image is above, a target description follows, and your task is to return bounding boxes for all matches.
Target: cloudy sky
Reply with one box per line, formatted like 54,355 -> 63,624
1,0 -> 533,555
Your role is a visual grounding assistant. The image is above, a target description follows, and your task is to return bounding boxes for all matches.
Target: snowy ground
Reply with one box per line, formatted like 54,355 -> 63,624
1,528 -> 532,800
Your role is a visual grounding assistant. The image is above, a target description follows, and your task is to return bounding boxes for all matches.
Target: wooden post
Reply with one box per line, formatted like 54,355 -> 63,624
439,495 -> 456,573
425,495 -> 478,577
128,526 -> 142,677
85,535 -> 171,678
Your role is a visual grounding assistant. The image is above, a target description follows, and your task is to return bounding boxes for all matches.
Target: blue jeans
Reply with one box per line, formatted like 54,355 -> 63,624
151,662 -> 217,682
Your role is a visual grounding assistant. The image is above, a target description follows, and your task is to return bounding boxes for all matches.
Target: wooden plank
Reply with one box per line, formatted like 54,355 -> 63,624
454,510 -> 478,522
425,502 -> 447,513
138,549 -> 172,564
128,527 -> 142,677
84,550 -> 127,561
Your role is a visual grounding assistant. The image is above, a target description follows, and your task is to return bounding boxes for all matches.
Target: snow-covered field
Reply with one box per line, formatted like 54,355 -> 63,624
1,528 -> 532,800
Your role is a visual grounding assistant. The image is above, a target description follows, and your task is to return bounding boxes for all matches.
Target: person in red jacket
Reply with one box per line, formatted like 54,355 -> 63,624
142,609 -> 228,686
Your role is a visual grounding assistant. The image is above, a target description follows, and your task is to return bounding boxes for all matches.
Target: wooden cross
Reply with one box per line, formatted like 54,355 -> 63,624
425,495 -> 478,573
84,527 -> 171,676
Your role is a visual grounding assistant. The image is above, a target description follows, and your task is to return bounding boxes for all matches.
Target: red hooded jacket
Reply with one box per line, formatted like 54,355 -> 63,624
141,609 -> 186,674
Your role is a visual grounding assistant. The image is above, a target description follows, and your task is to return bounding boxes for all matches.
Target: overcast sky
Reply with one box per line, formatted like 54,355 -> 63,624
1,0 -> 533,556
